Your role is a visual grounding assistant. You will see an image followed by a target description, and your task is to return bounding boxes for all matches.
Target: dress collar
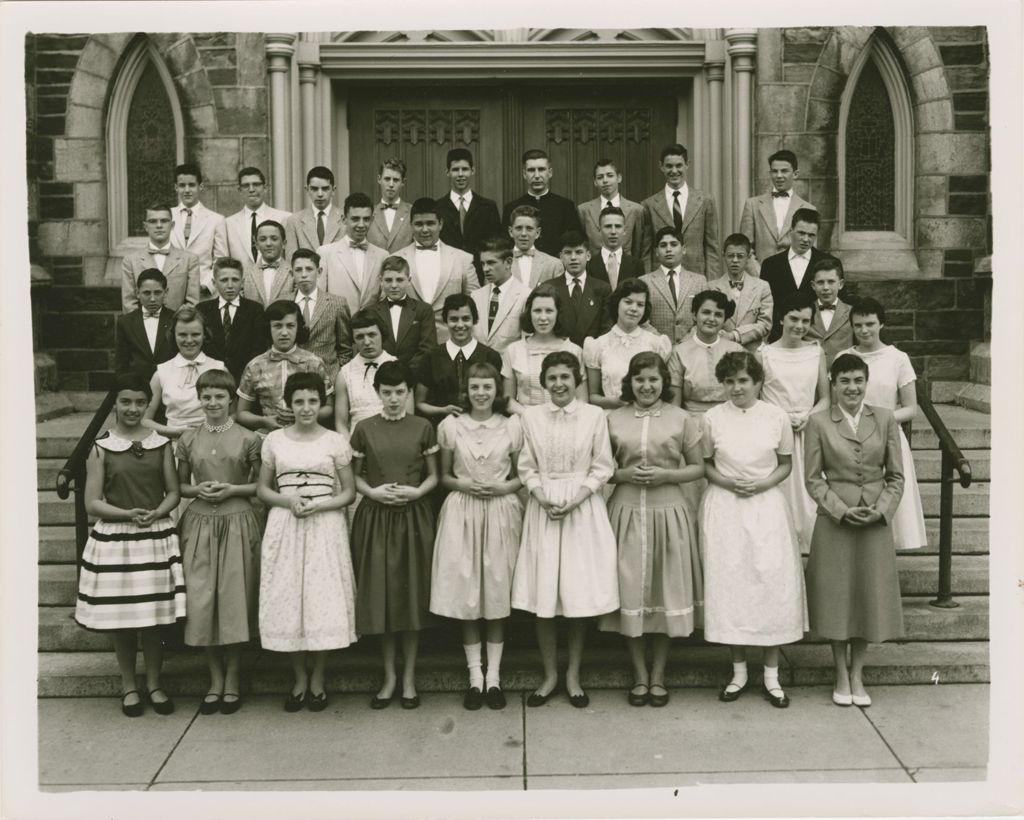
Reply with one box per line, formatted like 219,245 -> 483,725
445,339 -> 478,360
172,352 -> 206,367
545,398 -> 578,415
461,413 -> 501,430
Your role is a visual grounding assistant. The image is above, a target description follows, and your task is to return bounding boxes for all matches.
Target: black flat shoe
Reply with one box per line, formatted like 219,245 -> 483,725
147,688 -> 175,715
485,686 -> 507,710
121,689 -> 143,718
648,684 -> 670,708
220,693 -> 241,715
568,691 -> 590,709
284,690 -> 306,712
628,684 -> 649,707
400,695 -> 420,710
526,684 -> 560,707
718,680 -> 749,703
763,683 -> 790,709
199,692 -> 222,715
463,686 -> 484,711
370,694 -> 393,710
306,690 -> 328,712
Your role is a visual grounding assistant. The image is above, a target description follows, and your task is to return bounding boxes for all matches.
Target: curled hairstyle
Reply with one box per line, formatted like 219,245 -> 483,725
379,157 -> 407,178
283,371 -> 326,405
691,289 -> 736,320
463,361 -> 507,415
714,351 -> 764,384
830,353 -> 870,383
850,296 -> 886,324
344,191 -> 374,214
509,204 -> 541,227
608,279 -> 653,324
113,372 -> 153,401
778,291 -> 817,319
540,350 -> 583,387
169,304 -> 211,350
620,351 -> 673,404
520,286 -> 567,338
374,360 -> 411,391
195,368 -> 236,397
264,299 -> 310,345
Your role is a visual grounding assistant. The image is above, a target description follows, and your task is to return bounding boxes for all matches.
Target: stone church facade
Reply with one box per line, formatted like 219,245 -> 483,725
25,27 -> 991,394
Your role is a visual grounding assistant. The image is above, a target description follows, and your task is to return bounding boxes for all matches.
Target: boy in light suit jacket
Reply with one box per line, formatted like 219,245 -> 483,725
805,255 -> 853,367
395,197 -> 479,344
507,205 -> 563,290
708,233 -> 774,352
170,163 -> 227,296
223,166 -> 290,276
739,150 -> 816,274
367,157 -> 414,253
638,226 -> 707,344
291,248 -> 351,381
243,219 -> 295,306
470,237 -> 528,353
320,192 -> 388,312
285,166 -> 344,258
121,202 -> 201,312
578,158 -> 644,257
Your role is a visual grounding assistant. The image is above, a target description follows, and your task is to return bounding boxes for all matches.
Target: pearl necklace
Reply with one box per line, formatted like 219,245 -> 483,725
203,419 -> 234,434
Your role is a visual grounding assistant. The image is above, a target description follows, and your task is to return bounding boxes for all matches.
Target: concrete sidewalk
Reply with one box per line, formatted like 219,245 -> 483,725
38,684 -> 989,791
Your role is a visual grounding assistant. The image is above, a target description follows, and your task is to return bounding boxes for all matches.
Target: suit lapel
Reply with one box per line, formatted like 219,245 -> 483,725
857,405 -> 879,444
309,294 -> 328,332
155,310 -> 175,358
649,270 -> 675,310
435,247 -> 456,299
651,194 -> 672,228
389,205 -> 408,243
272,267 -> 293,301
825,301 -> 851,340
395,303 -> 414,346
758,194 -> 780,241
163,250 -> 183,280
831,406 -> 860,443
734,279 -> 756,319
680,190 -> 701,233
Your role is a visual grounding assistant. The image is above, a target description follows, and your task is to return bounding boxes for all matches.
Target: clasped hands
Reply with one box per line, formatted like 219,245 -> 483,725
195,481 -> 234,503
126,508 -> 162,527
368,483 -> 420,507
628,464 -> 670,487
842,505 -> 883,526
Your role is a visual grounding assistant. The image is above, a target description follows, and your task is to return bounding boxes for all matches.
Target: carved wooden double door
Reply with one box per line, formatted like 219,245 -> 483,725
348,83 -> 678,208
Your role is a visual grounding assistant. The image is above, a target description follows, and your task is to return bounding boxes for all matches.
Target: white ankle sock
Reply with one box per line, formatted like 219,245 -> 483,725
728,661 -> 748,692
485,641 -> 504,689
464,642 -> 484,690
763,664 -> 781,693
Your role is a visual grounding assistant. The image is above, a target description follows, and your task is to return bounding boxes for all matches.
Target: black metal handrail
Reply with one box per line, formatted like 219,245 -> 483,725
54,388 -> 118,576
916,383 -> 973,609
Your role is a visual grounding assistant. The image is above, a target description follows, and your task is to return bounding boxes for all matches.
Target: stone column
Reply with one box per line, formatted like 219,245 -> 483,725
296,41 -> 321,176
726,29 -> 757,208
265,34 -> 296,209
704,41 -> 727,219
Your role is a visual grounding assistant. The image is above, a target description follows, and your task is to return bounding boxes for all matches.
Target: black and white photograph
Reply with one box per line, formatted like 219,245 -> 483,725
1,1 -> 1021,818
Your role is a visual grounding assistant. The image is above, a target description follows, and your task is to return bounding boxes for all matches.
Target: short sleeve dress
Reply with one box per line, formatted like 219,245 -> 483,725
837,344 -> 927,550
667,332 -> 745,414
501,337 -> 585,408
700,400 -> 808,646
237,347 -> 333,434
258,428 -> 357,651
350,414 -> 439,634
75,431 -> 186,631
338,351 -> 397,429
155,352 -> 226,429
429,414 -> 524,621
583,326 -> 672,403
176,422 -> 263,646
599,403 -> 703,637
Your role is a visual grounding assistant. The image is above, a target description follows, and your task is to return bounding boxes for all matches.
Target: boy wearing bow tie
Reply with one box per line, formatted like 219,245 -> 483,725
367,158 -> 414,252
738,150 -> 816,274
320,192 -> 388,312
121,202 -> 201,312
507,205 -> 563,290
804,256 -> 853,367
115,268 -> 178,379
243,220 -> 295,306
368,255 -> 438,374
708,233 -> 774,352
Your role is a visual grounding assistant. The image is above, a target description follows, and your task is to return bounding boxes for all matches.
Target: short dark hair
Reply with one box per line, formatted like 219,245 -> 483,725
237,166 -> 266,185
791,208 -> 820,229
691,289 -> 736,320
540,350 -> 582,387
479,236 -> 514,261
446,148 -> 474,168
291,248 -> 320,267
521,286 -> 568,338
442,293 -> 478,323
265,299 -> 310,344
521,149 -> 549,165
114,372 -> 153,401
830,353 -> 870,383
599,205 -> 625,224
509,204 -> 541,227
350,309 -> 387,338
144,201 -> 174,219
410,197 -> 441,219
381,255 -> 410,277
136,268 -> 167,290
195,368 -> 237,396
723,233 -> 752,253
810,255 -> 845,281
768,150 -> 798,170
379,157 -> 407,178
343,192 -> 374,214
213,257 -> 244,276
174,163 -> 202,183
850,296 -> 886,324
374,360 -> 410,390
283,371 -> 326,405
659,143 -> 688,163
619,351 -> 673,404
607,279 -> 653,324
778,291 -> 817,319
593,158 -> 619,175
306,166 -> 335,186
654,225 -> 684,246
715,351 -> 764,384
557,231 -> 588,253
256,219 -> 285,240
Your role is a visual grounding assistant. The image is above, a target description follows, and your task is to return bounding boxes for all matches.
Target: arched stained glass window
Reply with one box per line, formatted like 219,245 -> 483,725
844,59 -> 896,232
126,61 -> 176,236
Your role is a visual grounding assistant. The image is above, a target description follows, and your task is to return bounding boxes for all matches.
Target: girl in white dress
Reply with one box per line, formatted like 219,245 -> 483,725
701,351 -> 808,709
511,351 -> 618,708
584,279 -> 672,410
838,298 -> 927,550
430,362 -> 523,711
757,292 -> 830,554
333,310 -> 406,435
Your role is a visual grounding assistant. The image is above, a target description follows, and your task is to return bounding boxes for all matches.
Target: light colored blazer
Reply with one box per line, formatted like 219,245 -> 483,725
242,262 -> 294,306
471,276 -> 528,353
170,202 -> 226,292
707,274 -> 774,351
638,268 -> 707,344
121,248 -> 201,313
223,205 -> 291,273
285,206 -> 344,260
512,249 -> 563,290
298,291 -> 352,381
319,238 -> 388,313
804,404 -> 905,525
577,196 -> 644,257
395,241 -> 479,343
640,187 -> 721,277
805,299 -> 853,368
367,202 -> 413,253
739,190 -> 816,270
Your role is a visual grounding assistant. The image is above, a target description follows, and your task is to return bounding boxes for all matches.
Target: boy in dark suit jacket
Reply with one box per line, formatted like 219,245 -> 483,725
369,254 -> 438,375
435,148 -> 502,283
545,231 -> 612,347
502,149 -> 583,257
115,268 -> 177,379
197,257 -> 268,384
805,255 -> 853,367
761,208 -> 825,342
585,205 -> 645,289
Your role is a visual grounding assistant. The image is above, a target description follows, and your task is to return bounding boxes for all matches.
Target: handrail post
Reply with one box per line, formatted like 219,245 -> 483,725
930,447 -> 959,609
73,464 -> 89,583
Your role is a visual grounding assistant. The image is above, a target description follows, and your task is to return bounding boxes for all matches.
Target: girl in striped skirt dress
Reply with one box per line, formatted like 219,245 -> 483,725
75,374 -> 187,717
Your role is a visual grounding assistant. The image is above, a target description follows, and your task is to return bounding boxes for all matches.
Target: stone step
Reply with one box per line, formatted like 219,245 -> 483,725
35,411 -> 113,459
37,492 -> 79,526
956,384 -> 991,414
39,527 -> 79,563
969,341 -> 990,386
894,554 -> 988,595
37,459 -> 68,490
919,483 -> 989,517
35,392 -> 75,423
36,639 -> 989,697
909,405 -> 991,450
921,518 -> 988,553
912,449 -> 990,482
